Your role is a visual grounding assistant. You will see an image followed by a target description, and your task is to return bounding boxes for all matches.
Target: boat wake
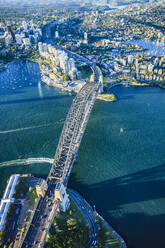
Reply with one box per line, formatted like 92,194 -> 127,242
0,120 -> 65,134
0,157 -> 54,168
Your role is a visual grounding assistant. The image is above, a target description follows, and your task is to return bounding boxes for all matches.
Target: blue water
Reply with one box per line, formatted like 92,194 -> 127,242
0,61 -> 73,187
1,61 -> 165,248
122,39 -> 165,56
69,85 -> 165,248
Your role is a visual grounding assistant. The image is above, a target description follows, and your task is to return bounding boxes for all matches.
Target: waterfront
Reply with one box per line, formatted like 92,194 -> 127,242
0,61 -> 73,188
0,61 -> 165,248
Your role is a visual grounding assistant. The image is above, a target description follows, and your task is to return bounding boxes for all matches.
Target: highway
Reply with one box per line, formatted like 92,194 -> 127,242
20,186 -> 60,248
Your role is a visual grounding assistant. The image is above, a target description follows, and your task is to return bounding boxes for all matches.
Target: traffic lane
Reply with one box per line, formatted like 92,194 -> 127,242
68,191 -> 99,226
70,195 -> 97,248
68,190 -> 98,247
30,199 -> 59,247
22,197 -> 47,247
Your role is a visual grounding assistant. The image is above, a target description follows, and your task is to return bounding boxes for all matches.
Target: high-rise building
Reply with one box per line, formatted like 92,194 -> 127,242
38,42 -> 48,55
59,52 -> 69,73
5,34 -> 13,45
68,58 -> 76,71
22,21 -> 28,31
22,37 -> 31,47
128,55 -> 134,64
15,34 -> 23,45
148,63 -> 154,72
84,32 -> 88,44
55,31 -> 59,39
135,59 -> 139,74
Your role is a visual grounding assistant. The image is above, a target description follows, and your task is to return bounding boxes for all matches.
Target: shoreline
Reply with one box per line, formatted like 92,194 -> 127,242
30,57 -> 117,102
1,57 -> 165,101
68,189 -> 127,248
33,56 -> 165,97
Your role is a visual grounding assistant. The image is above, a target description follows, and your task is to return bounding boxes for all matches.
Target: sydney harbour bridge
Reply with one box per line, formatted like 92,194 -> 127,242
48,64 -> 103,186
19,47 -> 103,248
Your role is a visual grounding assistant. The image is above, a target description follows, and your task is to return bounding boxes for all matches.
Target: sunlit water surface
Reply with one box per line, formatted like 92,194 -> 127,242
0,61 -> 165,248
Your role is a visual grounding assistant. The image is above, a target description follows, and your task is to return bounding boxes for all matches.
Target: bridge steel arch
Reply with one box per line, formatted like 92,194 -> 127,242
48,65 -> 102,186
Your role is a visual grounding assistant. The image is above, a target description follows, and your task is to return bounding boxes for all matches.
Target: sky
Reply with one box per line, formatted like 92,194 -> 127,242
0,0 -> 151,6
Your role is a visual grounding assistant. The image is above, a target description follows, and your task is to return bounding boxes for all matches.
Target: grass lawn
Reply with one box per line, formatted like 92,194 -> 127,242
98,224 -> 123,248
27,188 -> 38,207
60,197 -> 87,225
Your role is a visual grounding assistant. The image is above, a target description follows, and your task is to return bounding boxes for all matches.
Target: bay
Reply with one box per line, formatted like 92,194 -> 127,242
0,61 -> 165,248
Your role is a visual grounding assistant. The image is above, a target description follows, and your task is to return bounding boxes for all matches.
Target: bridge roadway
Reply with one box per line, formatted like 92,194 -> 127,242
19,50 -> 102,248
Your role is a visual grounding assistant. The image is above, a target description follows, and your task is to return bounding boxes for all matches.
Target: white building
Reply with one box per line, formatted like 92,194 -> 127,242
54,183 -> 70,212
128,55 -> 134,64
59,52 -> 69,73
0,175 -> 19,231
15,34 -> 23,45
69,68 -> 78,80
68,58 -> 76,71
38,42 -> 48,56
55,31 -> 59,39
38,43 -> 79,79
5,34 -> 13,45
135,59 -> 139,74
84,32 -> 88,44
22,21 -> 28,31
22,37 -> 31,47
148,63 -> 154,72
35,28 -> 42,37
30,19 -> 34,27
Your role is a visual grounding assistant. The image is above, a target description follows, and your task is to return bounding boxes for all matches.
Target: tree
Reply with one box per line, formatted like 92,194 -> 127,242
62,73 -> 69,82
98,225 -> 107,248
45,218 -> 89,248
0,231 -> 4,246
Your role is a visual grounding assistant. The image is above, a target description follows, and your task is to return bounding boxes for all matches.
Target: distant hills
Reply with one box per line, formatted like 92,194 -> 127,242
84,0 -> 160,6
0,0 -> 162,6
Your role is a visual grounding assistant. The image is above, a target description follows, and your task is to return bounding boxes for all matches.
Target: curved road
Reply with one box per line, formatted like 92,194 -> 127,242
68,189 -> 99,248
68,189 -> 127,248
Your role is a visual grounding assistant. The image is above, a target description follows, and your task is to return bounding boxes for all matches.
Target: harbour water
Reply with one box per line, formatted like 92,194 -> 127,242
1,61 -> 165,248
123,39 -> 165,56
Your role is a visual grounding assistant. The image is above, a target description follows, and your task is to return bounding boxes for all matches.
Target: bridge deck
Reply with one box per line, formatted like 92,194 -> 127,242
19,46 -> 103,248
48,68 -> 102,185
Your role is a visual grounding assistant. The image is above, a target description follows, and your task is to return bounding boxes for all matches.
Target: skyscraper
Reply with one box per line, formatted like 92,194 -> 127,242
84,32 -> 88,44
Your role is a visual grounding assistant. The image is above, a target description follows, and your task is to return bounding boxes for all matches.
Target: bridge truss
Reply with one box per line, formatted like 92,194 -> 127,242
48,65 -> 102,185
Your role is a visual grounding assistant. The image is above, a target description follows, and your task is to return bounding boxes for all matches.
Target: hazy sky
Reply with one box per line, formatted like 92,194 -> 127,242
0,0 -> 150,6
0,0 -> 79,4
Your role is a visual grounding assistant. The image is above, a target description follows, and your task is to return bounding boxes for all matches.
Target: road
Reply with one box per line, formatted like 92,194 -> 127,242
20,185 -> 60,248
69,189 -> 127,248
18,22 -> 103,248
68,189 -> 99,248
